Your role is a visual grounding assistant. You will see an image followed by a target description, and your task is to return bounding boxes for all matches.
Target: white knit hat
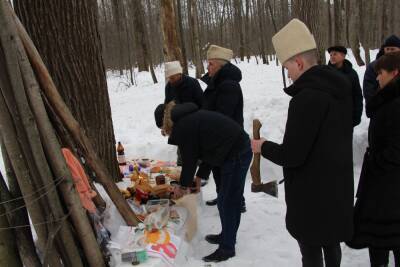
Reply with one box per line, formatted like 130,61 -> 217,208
272,19 -> 317,64
207,45 -> 233,61
165,61 -> 183,78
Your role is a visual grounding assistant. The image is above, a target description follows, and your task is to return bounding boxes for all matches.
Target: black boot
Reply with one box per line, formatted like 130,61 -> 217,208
206,198 -> 218,206
203,248 -> 235,262
205,234 -> 221,244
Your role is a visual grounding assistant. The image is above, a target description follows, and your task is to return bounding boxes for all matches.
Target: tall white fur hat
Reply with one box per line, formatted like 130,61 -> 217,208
206,45 -> 233,61
165,61 -> 183,78
272,19 -> 317,64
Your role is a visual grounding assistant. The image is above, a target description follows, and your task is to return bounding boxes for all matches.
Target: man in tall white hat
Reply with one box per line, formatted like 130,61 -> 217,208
251,19 -> 354,267
164,60 -> 203,165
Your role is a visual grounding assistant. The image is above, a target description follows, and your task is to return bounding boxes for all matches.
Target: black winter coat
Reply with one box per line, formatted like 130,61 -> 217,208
164,74 -> 203,108
201,63 -> 244,128
329,60 -> 363,126
261,65 -> 354,245
167,103 -> 249,187
348,77 -> 400,249
363,60 -> 379,107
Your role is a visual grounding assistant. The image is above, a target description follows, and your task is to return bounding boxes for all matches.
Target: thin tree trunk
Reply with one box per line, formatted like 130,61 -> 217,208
175,0 -> 189,74
188,0 -> 205,78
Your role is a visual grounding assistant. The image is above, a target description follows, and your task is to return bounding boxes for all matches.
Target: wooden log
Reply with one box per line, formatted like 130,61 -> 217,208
15,25 -> 106,267
0,174 -> 23,267
0,2 -> 84,265
8,4 -> 139,226
0,87 -> 62,267
0,143 -> 41,267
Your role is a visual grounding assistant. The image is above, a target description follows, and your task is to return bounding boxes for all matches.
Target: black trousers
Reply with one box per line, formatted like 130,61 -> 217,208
369,247 -> 400,267
212,166 -> 245,205
298,241 -> 342,267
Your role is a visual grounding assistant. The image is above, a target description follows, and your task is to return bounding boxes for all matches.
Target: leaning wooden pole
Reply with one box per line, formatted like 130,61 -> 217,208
0,2 -> 83,265
15,27 -> 106,267
0,142 -> 42,267
8,3 -> 139,226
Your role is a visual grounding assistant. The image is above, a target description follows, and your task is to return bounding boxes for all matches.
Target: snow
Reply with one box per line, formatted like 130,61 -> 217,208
1,48 -> 396,266
106,49 -> 394,266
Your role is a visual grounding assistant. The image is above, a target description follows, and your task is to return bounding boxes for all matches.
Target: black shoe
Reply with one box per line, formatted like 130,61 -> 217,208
241,203 -> 247,213
206,198 -> 218,206
205,234 -> 221,244
203,248 -> 235,262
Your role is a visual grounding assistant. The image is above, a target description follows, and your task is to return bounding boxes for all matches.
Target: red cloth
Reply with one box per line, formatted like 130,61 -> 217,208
62,148 -> 97,213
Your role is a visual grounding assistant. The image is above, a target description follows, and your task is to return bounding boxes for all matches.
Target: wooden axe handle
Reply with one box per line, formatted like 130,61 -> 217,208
250,119 -> 262,185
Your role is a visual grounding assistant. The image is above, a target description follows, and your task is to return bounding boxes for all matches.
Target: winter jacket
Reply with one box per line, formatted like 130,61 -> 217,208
201,63 -> 244,128
164,74 -> 203,108
363,35 -> 400,106
167,103 -> 249,187
363,60 -> 379,106
348,77 -> 400,249
329,59 -> 363,126
261,65 -> 354,245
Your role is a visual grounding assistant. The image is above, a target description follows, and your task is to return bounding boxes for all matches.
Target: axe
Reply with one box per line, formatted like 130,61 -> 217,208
250,119 -> 278,197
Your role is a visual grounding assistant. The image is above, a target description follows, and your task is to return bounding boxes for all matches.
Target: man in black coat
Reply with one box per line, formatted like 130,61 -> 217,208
164,61 -> 203,107
154,102 -> 252,262
328,45 -> 363,127
199,45 -> 246,210
363,35 -> 400,106
164,61 -> 203,166
252,19 -> 354,267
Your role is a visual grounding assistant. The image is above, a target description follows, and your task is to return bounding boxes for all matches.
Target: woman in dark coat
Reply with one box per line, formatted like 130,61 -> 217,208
347,52 -> 400,267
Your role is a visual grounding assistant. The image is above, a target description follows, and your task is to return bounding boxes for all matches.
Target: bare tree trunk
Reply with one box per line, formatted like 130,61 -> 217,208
333,0 -> 342,44
160,0 -> 184,64
14,0 -> 121,181
188,0 -> 205,78
176,0 -> 189,74
293,0 -> 326,64
349,0 -> 365,66
12,8 -> 140,227
234,0 -> 245,61
257,0 -> 267,64
111,0 -> 124,75
131,0 -> 158,84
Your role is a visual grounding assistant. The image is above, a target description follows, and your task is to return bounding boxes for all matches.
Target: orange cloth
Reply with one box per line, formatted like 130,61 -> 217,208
62,148 -> 97,213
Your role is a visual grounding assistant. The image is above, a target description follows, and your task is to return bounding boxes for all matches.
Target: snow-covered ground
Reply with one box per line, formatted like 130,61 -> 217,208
1,49 -> 394,266
106,49 -> 396,266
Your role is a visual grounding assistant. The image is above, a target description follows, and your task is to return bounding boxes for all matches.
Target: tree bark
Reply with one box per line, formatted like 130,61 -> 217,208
11,9 -> 139,227
131,0 -> 158,83
160,0 -> 184,64
175,0 -> 189,74
13,0 -> 121,182
0,4 -> 83,266
293,0 -> 326,64
15,27 -> 106,266
188,0 -> 205,78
